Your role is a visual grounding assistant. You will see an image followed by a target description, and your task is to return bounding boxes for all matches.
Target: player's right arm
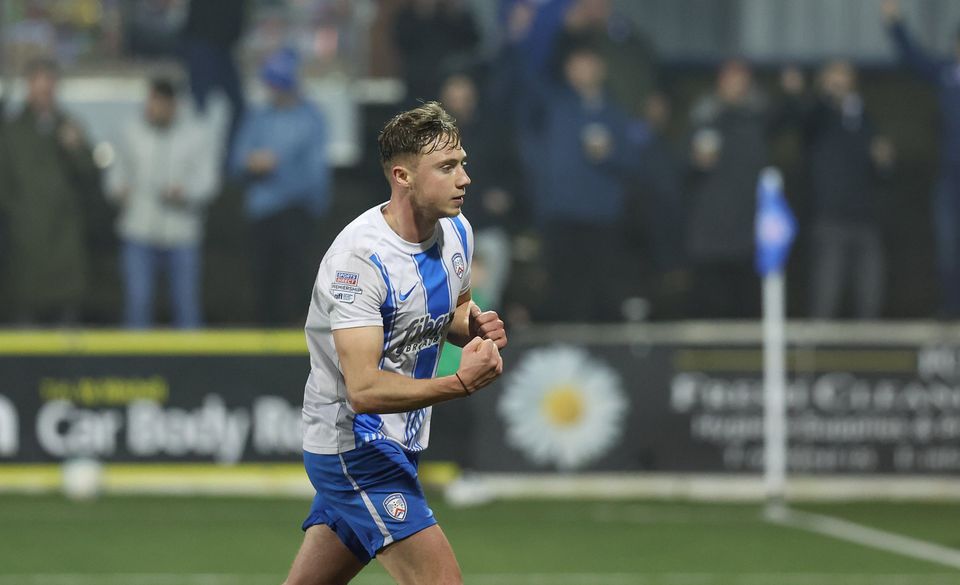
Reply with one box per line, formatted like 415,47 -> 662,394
334,327 -> 502,414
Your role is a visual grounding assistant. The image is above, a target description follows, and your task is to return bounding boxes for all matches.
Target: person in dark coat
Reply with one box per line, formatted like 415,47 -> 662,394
685,60 -> 780,319
789,61 -> 894,319
180,0 -> 247,155
393,0 -> 480,103
553,0 -> 659,119
627,91 -> 689,318
0,59 -> 100,325
440,71 -> 528,310
883,0 -> 960,317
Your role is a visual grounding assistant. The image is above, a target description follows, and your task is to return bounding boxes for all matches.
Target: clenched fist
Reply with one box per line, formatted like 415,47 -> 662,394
456,337 -> 503,394
468,303 -> 507,349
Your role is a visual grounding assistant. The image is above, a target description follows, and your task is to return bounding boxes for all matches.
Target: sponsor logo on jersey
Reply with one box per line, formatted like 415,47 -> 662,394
331,271 -> 363,301
398,285 -> 417,302
332,291 -> 355,304
393,312 -> 454,357
383,493 -> 407,521
452,253 -> 465,279
335,271 -> 359,285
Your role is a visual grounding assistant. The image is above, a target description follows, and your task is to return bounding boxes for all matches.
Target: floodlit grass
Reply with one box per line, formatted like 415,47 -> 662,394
0,495 -> 958,584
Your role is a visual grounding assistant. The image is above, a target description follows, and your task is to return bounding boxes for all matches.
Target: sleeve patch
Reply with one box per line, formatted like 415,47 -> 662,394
336,271 -> 359,285
331,270 -> 363,301
331,291 -> 356,303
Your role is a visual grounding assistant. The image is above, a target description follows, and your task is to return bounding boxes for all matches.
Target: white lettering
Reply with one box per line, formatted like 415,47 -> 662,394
0,395 -> 18,456
36,401 -> 122,457
917,346 -> 960,381
127,395 -> 250,463
253,397 -> 302,454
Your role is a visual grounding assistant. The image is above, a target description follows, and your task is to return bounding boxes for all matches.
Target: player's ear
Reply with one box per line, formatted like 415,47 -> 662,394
392,163 -> 413,189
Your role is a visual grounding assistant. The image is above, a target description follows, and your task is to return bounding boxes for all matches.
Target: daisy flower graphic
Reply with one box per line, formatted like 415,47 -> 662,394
498,345 -> 628,470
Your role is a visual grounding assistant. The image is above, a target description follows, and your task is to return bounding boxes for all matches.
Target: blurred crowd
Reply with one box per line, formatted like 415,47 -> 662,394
0,0 -> 956,328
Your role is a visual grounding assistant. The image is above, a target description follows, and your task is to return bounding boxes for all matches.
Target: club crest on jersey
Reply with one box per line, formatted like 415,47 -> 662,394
452,253 -> 465,279
383,493 -> 407,521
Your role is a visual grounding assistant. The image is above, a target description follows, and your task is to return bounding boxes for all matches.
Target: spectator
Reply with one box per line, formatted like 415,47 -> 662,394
685,60 -> 786,319
883,0 -> 960,317
107,78 -> 219,329
498,0 -> 575,77
628,91 -> 690,319
180,0 -> 247,157
393,0 -> 481,103
502,28 -> 636,322
554,0 -> 659,118
0,58 -> 100,326
0,84 -> 7,290
788,62 -> 893,319
230,48 -> 332,325
440,71 -> 526,310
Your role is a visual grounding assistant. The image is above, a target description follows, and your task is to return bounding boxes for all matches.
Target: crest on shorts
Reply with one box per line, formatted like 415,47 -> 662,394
383,493 -> 407,522
451,253 -> 465,279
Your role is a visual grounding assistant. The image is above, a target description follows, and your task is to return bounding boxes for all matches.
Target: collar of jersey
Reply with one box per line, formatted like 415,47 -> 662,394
374,202 -> 440,254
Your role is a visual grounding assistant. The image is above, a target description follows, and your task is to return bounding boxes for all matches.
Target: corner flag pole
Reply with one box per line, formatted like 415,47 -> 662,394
763,262 -> 786,501
755,168 -> 796,503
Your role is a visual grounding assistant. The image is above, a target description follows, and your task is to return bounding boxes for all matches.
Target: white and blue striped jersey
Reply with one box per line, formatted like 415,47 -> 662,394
302,203 -> 473,455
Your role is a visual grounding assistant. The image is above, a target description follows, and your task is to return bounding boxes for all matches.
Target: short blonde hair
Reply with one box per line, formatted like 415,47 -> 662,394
377,101 -> 460,168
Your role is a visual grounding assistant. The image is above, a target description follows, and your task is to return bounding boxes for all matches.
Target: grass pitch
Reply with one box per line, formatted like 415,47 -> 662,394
0,495 -> 958,584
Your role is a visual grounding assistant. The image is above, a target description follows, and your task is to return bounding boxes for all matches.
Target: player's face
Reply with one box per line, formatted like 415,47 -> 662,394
410,140 -> 470,218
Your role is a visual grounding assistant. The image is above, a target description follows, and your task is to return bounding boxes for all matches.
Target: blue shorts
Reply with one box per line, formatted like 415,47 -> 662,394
301,441 -> 437,563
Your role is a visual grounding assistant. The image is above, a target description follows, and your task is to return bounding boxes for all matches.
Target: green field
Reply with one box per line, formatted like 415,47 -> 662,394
1,495 -> 959,584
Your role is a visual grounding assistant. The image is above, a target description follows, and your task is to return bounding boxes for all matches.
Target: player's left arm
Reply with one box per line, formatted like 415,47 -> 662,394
446,290 -> 508,349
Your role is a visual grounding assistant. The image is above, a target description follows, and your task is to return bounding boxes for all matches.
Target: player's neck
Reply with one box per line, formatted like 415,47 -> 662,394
382,198 -> 436,244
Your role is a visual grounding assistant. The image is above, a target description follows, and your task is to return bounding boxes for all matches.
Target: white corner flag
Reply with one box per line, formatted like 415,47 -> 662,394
755,168 -> 796,502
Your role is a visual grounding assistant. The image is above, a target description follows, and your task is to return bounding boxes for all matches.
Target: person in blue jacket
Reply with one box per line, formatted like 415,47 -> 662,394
497,4 -> 638,322
230,47 -> 331,325
883,0 -> 960,317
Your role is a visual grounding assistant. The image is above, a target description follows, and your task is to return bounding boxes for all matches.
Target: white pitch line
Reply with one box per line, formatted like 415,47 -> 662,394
2,573 -> 960,585
767,505 -> 960,571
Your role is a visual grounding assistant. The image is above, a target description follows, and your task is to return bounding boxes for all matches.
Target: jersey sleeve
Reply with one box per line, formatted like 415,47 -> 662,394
316,251 -> 386,330
451,214 -> 474,296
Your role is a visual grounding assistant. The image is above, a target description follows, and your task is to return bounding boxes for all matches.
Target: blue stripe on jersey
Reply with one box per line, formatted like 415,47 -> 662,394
407,252 -> 452,449
450,216 -> 469,260
411,243 -> 451,380
405,408 -> 426,451
404,242 -> 452,450
352,413 -> 385,447
369,253 -> 398,368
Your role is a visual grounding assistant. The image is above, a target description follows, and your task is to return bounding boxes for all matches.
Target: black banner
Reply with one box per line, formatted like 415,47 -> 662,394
463,343 -> 960,474
0,354 -> 306,463
1,332 -> 959,474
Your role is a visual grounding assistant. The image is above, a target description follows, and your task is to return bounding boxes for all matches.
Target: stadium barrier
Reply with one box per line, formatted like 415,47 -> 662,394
1,323 -> 959,500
